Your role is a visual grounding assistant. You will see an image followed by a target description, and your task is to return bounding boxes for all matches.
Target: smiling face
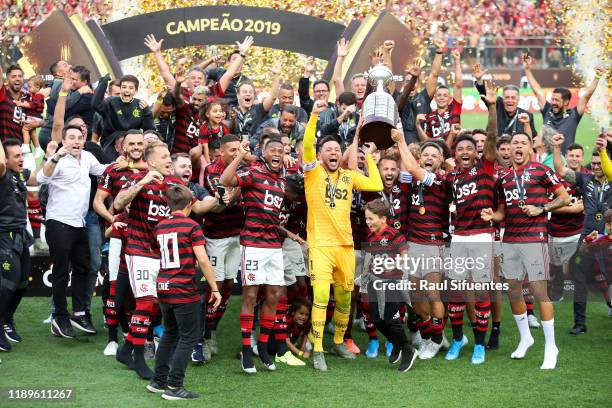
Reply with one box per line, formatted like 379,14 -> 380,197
7,68 -> 23,94
191,92 -> 206,111
278,88 -> 294,110
148,145 -> 173,176
62,128 -> 85,156
5,145 -> 24,173
319,140 -> 342,172
497,142 -> 511,167
502,88 -> 519,115
237,83 -> 255,110
378,158 -> 399,190
510,133 -> 532,166
590,155 -> 603,178
455,139 -> 478,170
434,87 -> 451,110
550,92 -> 569,114
365,208 -> 387,234
123,133 -> 144,162
263,141 -> 285,173
206,103 -> 225,125
172,156 -> 192,183
473,132 -> 486,155
419,145 -> 443,172
351,76 -> 367,100
279,111 -> 297,135
566,148 -> 584,171
313,83 -> 329,102
293,305 -> 310,325
120,81 -> 137,103
189,70 -> 205,88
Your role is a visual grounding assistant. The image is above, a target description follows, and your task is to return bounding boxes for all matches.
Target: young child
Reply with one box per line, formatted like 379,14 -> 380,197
285,297 -> 312,361
148,185 -> 221,401
198,101 -> 229,166
17,75 -> 45,157
363,199 -> 417,372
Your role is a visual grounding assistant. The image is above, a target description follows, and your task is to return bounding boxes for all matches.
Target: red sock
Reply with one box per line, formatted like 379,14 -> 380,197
240,314 -> 254,347
448,302 -> 466,342
361,300 -> 378,340
126,296 -> 155,346
474,301 -> 491,346
258,314 -> 275,344
27,198 -> 42,238
105,280 -> 118,327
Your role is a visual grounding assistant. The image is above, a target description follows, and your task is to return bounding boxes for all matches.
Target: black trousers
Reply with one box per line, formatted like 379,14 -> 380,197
154,300 -> 201,388
0,231 -> 31,324
367,281 -> 408,349
114,272 -> 132,334
46,219 -> 90,320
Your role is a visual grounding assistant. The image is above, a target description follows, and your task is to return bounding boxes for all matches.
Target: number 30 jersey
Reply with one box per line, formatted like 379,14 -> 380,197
154,212 -> 205,304
447,158 -> 496,235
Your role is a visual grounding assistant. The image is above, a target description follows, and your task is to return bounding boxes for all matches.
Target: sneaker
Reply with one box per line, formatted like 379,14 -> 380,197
144,342 -> 156,360
103,341 -> 119,356
313,351 -> 328,372
389,343 -> 402,364
250,333 -> 259,356
324,321 -> 335,334
441,333 -> 450,349
331,343 -> 357,359
161,386 -> 199,400
471,344 -> 486,365
240,351 -> 257,374
418,339 -> 442,360
33,238 -> 49,253
52,318 -> 75,338
3,321 -> 22,343
0,328 -> 11,352
344,339 -> 360,354
365,339 -> 379,358
275,351 -> 306,366
146,381 -> 166,393
385,341 -> 393,357
210,331 -> 219,355
191,343 -> 205,364
398,346 -> 418,372
410,331 -> 422,349
445,335 -> 468,361
70,314 -> 97,334
569,324 -> 587,335
43,314 -> 52,324
528,314 -> 541,329
203,339 -> 212,361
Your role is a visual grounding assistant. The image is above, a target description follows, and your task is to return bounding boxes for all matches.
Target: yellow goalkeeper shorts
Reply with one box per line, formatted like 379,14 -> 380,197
308,246 -> 355,291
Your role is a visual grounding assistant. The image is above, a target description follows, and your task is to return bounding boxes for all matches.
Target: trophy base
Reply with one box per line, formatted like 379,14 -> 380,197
360,119 -> 396,150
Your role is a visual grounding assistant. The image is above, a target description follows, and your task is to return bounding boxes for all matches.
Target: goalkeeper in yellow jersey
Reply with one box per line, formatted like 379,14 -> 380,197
304,100 -> 383,371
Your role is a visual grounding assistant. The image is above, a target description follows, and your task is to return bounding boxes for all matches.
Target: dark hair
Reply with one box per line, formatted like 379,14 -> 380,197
567,143 -> 583,153
6,65 -> 23,75
61,124 -> 84,139
280,82 -> 294,92
3,138 -> 22,155
496,135 -> 512,149
472,129 -> 487,137
338,91 -> 357,106
510,132 -> 532,144
220,134 -> 241,146
71,65 -> 91,85
288,297 -> 312,315
261,128 -> 280,148
265,136 -> 284,149
423,139 -> 451,159
144,142 -> 168,161
209,140 -> 221,151
436,85 -> 449,91
162,92 -> 175,106
66,114 -> 85,124
552,87 -> 572,102
605,208 -> 612,224
592,151 -> 600,158
237,81 -> 255,93
171,152 -> 190,163
365,199 -> 390,218
281,104 -> 298,117
313,80 -> 329,91
109,79 -> 121,89
49,61 -> 61,76
165,184 -> 193,211
120,75 -> 139,89
316,135 -> 340,152
454,134 -> 477,148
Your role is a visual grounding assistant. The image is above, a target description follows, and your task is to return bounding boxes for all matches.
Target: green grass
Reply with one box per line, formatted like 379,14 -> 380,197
462,113 -> 601,157
1,297 -> 611,408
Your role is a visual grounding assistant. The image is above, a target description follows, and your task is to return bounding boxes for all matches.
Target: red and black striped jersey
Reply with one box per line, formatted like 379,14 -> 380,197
363,181 -> 410,237
0,86 -> 25,142
423,99 -> 462,141
497,160 -> 561,242
198,121 -> 230,146
154,212 -> 205,304
366,225 -> 409,279
549,168 -> 589,237
202,159 -> 244,238
286,314 -> 310,344
98,165 -> 145,199
448,158 -> 496,235
124,174 -> 187,257
408,174 -> 452,244
280,166 -> 307,238
172,103 -> 202,154
235,165 -> 285,248
20,92 -> 44,117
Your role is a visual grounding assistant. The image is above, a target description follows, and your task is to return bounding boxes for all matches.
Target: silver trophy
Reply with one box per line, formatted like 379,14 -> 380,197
360,64 -> 399,149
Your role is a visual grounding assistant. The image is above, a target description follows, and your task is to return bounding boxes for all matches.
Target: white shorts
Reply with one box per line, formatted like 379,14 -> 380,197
448,233 -> 494,283
282,238 -> 307,286
108,238 -> 122,281
494,228 -> 505,257
354,249 -> 365,286
407,242 -> 445,279
241,246 -> 284,287
550,234 -> 580,266
501,242 -> 550,282
126,254 -> 160,298
206,235 -> 241,282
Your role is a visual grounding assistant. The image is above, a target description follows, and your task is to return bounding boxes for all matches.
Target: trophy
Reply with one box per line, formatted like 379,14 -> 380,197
360,64 -> 399,150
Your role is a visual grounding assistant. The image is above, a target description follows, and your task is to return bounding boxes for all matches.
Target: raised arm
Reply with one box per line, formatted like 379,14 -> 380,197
522,53 -> 546,108
472,63 -> 488,94
173,68 -> 187,109
482,80 -> 498,162
391,129 -> 428,182
596,136 -> 612,181
396,61 -> 421,112
217,36 -> 254,93
332,39 -> 349,97
304,101 -> 327,166
113,171 -> 161,211
260,60 -> 283,112
219,145 -> 248,187
144,34 -> 176,88
91,74 -> 110,114
551,134 -> 575,183
577,66 -> 604,116
353,144 -> 383,192
426,36 -> 446,98
51,76 -> 72,143
451,49 -> 462,104
299,57 -> 315,114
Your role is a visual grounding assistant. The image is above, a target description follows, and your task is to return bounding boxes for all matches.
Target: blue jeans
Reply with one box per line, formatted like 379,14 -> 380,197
84,211 -> 103,313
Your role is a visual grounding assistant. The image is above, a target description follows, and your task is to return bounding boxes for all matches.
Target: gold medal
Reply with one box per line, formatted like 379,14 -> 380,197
394,221 -> 401,229
595,213 -> 603,221
419,206 -> 426,215
518,200 -> 525,208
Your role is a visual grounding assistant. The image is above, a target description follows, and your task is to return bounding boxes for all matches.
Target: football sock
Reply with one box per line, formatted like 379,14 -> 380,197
310,284 -> 330,353
332,286 -> 351,345
511,313 -> 534,359
448,302 -> 465,342
473,301 -> 491,346
541,319 -> 558,369
273,296 -> 288,357
240,313 -> 255,367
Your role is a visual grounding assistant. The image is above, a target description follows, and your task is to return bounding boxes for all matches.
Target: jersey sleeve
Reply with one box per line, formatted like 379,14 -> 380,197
198,123 -> 210,145
191,223 -> 206,247
97,165 -> 114,192
302,113 -> 318,171
482,157 -> 495,176
541,164 -> 561,190
600,148 -> 612,181
235,168 -> 254,188
352,155 -> 383,192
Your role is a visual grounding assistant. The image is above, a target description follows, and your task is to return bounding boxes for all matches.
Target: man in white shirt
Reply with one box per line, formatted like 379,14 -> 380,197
37,124 -> 108,339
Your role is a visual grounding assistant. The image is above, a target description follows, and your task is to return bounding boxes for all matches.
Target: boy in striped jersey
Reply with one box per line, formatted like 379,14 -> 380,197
148,184 -> 221,400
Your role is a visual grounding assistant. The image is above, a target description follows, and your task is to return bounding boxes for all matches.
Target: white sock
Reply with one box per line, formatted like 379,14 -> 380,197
540,319 -> 558,369
511,313 -> 534,359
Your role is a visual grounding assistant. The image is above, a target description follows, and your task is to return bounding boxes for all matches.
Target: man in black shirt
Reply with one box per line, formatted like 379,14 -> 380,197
298,57 -> 335,117
0,138 -> 43,352
207,50 -> 252,107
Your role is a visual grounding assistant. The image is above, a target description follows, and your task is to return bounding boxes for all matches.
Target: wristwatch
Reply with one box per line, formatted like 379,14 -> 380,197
51,156 -> 59,164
